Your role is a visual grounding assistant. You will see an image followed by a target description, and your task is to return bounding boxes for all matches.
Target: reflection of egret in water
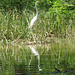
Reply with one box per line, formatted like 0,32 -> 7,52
29,46 -> 42,71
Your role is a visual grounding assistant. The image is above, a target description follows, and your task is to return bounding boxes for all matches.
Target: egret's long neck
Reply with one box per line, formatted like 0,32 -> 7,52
35,3 -> 38,17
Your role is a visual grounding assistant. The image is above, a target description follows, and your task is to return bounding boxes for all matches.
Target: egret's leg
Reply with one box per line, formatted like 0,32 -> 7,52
28,55 -> 33,66
33,33 -> 36,43
38,55 -> 42,71
30,29 -> 36,43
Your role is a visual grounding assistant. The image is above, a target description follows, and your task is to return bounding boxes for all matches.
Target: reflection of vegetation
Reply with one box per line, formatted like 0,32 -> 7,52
55,59 -> 75,75
57,60 -> 75,71
15,64 -> 29,75
0,41 -> 75,75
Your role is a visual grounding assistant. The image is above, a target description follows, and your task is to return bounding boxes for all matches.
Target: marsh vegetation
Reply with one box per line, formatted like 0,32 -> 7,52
0,0 -> 75,75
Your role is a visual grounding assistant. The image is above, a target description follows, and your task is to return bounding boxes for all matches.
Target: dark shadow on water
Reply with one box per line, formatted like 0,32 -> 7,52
15,64 -> 75,75
15,65 -> 39,75
15,65 -> 29,75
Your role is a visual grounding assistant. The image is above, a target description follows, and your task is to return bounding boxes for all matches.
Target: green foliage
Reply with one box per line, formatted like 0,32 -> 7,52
47,0 -> 74,35
0,0 -> 30,11
0,0 -> 74,43
0,0 -> 74,12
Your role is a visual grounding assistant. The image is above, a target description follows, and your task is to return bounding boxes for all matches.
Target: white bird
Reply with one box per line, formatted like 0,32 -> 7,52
29,1 -> 39,29
29,46 -> 38,55
29,46 -> 42,71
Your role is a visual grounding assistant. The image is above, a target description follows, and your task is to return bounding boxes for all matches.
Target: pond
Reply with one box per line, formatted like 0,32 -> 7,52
0,38 -> 75,75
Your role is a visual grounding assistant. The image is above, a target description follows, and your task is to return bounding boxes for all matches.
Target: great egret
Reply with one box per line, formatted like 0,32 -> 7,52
29,46 -> 42,71
29,1 -> 39,29
29,1 -> 39,43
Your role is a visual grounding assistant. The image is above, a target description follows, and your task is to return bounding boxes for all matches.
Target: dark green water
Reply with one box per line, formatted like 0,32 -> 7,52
0,41 -> 75,75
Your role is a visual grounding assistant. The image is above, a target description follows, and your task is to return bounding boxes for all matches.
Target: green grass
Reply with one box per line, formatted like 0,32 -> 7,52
0,8 -> 75,75
0,9 -> 74,44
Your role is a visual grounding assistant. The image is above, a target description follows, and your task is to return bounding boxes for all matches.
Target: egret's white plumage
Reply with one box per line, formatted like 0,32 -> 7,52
30,15 -> 37,28
29,46 -> 42,71
29,46 -> 38,55
29,1 -> 39,29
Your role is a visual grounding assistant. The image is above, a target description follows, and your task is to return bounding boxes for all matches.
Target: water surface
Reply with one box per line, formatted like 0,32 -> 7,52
0,39 -> 75,75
